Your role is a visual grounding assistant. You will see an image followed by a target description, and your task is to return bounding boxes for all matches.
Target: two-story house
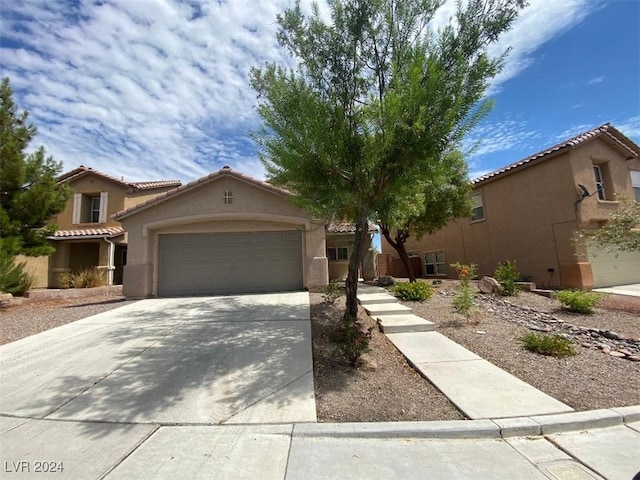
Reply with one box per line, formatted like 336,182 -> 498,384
22,166 -> 181,288
380,123 -> 640,289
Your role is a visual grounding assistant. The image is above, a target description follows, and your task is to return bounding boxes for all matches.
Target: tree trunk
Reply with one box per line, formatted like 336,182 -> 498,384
380,225 -> 416,282
344,209 -> 369,321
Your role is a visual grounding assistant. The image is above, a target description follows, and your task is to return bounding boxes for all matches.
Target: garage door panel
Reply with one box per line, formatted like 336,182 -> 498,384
587,247 -> 640,288
158,231 -> 303,296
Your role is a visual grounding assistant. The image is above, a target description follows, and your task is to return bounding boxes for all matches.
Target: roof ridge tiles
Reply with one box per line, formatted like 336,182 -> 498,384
471,123 -> 638,185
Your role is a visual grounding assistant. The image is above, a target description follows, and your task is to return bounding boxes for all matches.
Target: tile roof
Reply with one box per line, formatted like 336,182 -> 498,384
327,221 -> 378,234
472,123 -> 639,186
57,165 -> 181,191
49,227 -> 125,239
114,166 -> 291,220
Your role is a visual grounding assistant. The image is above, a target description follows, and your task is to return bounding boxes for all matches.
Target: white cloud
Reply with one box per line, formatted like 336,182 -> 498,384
587,76 -> 605,85
0,0 -> 610,184
486,0 -> 603,94
615,115 -> 640,140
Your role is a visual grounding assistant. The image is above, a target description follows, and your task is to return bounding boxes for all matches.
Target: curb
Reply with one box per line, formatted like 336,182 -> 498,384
292,406 -> 640,440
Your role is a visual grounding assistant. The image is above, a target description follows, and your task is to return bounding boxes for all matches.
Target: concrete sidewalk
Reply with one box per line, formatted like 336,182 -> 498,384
1,412 -> 639,479
357,284 -> 573,419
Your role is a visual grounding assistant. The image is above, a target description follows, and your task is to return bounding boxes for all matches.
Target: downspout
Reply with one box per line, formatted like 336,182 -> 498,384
103,237 -> 115,286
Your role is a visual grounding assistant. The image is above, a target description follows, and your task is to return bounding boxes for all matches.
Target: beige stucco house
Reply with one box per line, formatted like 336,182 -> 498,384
20,166 -> 181,288
380,123 -> 640,289
114,166 -> 329,298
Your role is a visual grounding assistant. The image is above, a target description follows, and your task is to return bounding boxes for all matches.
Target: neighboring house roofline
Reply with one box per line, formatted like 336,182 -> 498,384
327,220 -> 378,234
57,165 -> 181,191
472,123 -> 640,187
48,227 -> 125,240
114,166 -> 292,221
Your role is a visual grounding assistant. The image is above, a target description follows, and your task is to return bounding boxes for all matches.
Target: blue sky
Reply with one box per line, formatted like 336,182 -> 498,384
1,0 -> 639,184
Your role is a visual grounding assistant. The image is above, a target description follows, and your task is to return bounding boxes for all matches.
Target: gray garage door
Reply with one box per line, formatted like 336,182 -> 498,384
158,231 -> 303,296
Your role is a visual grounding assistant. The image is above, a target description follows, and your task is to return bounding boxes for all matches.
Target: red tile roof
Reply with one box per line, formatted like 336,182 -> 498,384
49,227 -> 125,239
114,166 -> 291,220
57,165 -> 181,191
327,221 -> 378,234
472,123 -> 639,186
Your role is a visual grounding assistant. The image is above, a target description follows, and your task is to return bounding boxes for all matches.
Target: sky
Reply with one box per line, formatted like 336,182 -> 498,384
1,0 -> 639,185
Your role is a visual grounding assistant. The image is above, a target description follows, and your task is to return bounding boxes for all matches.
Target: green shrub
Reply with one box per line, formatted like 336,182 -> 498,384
520,332 -> 577,357
69,267 -> 107,288
392,281 -> 434,301
555,290 -> 604,314
451,263 -> 477,321
494,260 -> 519,296
0,251 -> 35,296
322,279 -> 343,305
331,316 -> 373,367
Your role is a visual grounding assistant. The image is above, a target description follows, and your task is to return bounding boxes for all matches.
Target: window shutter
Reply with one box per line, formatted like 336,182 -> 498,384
98,192 -> 108,223
72,193 -> 82,224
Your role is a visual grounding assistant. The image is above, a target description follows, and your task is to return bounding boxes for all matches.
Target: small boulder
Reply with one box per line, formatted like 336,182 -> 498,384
478,276 -> 500,294
377,275 -> 396,287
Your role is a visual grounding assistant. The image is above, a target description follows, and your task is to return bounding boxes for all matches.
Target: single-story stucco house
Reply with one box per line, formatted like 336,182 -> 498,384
115,166 -> 375,298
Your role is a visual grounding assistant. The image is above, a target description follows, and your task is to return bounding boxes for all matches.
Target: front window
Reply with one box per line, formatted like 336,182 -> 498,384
425,251 -> 446,276
593,165 -> 606,200
471,193 -> 484,221
91,197 -> 101,223
631,170 -> 640,201
327,247 -> 349,261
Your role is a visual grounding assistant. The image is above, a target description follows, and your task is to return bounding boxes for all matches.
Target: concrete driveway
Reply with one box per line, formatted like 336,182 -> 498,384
0,292 -> 316,425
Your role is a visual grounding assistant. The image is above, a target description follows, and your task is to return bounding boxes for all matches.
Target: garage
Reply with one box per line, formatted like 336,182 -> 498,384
587,246 -> 640,288
158,231 -> 303,296
115,167 -> 328,298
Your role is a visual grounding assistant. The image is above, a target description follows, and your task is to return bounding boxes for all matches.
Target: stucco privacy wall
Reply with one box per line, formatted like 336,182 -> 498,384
118,169 -> 328,297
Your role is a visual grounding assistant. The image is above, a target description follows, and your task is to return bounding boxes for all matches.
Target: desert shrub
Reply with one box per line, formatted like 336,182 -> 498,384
520,332 -> 577,357
451,263 -> 477,321
494,260 -> 519,296
322,279 -> 343,305
69,267 -> 107,288
58,272 -> 73,289
331,316 -> 373,367
555,290 -> 604,314
392,281 -> 434,301
0,251 -> 35,296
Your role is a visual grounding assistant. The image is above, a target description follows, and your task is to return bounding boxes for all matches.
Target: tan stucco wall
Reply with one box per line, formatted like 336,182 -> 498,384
53,174 -> 176,230
384,137 -> 638,289
326,235 -> 352,280
15,254 -> 50,289
54,175 -> 126,229
120,174 -> 328,297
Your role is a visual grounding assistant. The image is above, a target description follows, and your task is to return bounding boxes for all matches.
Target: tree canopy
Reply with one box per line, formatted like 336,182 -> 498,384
379,149 -> 472,281
578,196 -> 640,254
251,0 -> 525,319
0,77 -> 71,257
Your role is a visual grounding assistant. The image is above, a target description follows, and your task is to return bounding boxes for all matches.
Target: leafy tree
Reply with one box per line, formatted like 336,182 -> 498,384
0,77 -> 71,257
379,150 -> 472,282
577,196 -> 640,254
251,0 -> 525,321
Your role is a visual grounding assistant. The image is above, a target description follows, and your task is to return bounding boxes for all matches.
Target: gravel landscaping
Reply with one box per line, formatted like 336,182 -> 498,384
2,285 -> 638,422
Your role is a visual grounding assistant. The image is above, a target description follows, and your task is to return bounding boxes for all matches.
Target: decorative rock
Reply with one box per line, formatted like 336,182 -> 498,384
478,276 -> 501,294
476,293 -> 640,361
601,331 -> 621,340
377,275 -> 396,287
476,331 -> 486,335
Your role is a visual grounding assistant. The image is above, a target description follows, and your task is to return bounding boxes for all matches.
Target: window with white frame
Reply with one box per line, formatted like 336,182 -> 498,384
470,193 -> 484,221
631,170 -> 640,201
327,246 -> 349,261
424,251 -> 446,276
593,165 -> 606,200
73,192 -> 108,224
